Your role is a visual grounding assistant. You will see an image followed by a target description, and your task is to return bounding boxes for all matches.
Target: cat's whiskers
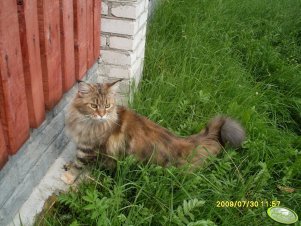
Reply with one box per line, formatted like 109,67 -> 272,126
76,115 -> 93,123
107,115 -> 120,127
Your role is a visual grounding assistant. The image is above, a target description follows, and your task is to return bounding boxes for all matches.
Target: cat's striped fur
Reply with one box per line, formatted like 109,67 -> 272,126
65,80 -> 245,169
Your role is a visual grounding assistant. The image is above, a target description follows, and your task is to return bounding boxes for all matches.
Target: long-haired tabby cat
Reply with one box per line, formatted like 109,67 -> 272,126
66,80 -> 245,170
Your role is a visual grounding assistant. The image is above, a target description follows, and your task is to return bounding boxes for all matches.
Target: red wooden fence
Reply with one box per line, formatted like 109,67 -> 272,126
60,0 -> 76,92
74,0 -> 87,80
0,0 -> 101,169
18,0 -> 45,127
0,0 -> 30,157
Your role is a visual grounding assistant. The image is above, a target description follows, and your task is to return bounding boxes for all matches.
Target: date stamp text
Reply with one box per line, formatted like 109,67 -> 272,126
216,200 -> 281,208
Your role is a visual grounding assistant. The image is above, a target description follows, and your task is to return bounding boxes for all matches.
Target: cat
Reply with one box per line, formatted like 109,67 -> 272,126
65,79 -> 245,170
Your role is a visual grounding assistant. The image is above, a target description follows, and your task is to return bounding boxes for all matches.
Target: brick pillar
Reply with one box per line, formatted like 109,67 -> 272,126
100,0 -> 149,102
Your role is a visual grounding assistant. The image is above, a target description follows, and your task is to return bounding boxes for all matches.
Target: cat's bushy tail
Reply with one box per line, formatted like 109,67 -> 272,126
205,116 -> 245,148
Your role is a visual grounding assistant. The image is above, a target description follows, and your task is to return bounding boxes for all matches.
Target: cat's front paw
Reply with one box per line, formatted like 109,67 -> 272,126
61,161 -> 82,185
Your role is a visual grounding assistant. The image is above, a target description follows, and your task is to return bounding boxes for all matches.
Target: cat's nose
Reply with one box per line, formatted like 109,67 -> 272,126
98,109 -> 106,117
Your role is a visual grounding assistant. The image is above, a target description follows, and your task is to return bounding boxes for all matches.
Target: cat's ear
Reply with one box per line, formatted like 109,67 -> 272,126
78,81 -> 92,96
107,79 -> 123,93
108,79 -> 123,88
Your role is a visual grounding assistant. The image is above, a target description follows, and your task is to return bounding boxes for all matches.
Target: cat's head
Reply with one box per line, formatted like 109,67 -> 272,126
71,79 -> 122,122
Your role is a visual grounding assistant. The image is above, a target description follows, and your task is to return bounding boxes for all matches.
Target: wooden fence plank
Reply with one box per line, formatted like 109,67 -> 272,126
38,0 -> 63,109
0,0 -> 30,154
87,0 -> 94,68
17,0 -> 45,128
60,0 -> 76,92
0,123 -> 8,169
74,0 -> 87,80
93,0 -> 101,61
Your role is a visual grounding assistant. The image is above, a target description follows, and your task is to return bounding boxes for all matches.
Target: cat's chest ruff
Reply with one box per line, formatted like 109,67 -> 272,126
73,120 -> 113,147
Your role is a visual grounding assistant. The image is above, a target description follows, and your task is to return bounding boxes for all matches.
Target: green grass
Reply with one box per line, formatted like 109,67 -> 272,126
37,0 -> 301,225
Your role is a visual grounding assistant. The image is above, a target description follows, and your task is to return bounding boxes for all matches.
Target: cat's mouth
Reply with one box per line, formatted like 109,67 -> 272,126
91,115 -> 107,122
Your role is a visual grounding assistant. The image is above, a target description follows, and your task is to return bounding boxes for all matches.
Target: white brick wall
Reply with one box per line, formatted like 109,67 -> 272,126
110,36 -> 139,51
101,18 -> 138,35
101,35 -> 107,48
100,0 -> 149,96
111,2 -> 145,19
104,65 -> 131,78
101,1 -> 109,15
136,38 -> 146,59
101,50 -> 136,66
138,9 -> 148,28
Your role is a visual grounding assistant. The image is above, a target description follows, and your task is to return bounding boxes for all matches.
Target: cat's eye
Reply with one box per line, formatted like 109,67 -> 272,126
105,104 -> 110,108
90,104 -> 97,109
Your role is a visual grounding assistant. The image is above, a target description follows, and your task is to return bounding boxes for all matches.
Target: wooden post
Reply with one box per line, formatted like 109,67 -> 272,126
60,0 -> 76,92
0,0 -> 30,154
38,0 -> 63,109
17,0 -> 45,128
0,123 -> 8,169
93,0 -> 101,61
87,0 -> 95,68
74,0 -> 87,80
